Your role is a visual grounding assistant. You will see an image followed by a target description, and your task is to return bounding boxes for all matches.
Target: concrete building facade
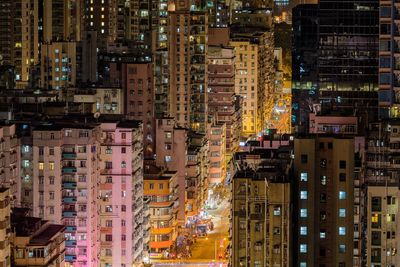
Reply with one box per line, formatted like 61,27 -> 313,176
294,136 -> 355,267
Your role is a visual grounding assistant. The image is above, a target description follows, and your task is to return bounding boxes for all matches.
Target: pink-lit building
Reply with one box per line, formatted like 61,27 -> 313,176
28,120 -> 147,267
31,125 -> 101,266
99,121 -> 147,266
309,113 -> 358,134
155,118 -> 187,225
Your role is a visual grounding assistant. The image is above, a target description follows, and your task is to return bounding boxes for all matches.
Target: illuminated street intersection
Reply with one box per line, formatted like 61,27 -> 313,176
151,199 -> 230,267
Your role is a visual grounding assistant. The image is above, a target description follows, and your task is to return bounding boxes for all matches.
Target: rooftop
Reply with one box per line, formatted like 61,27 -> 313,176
29,224 -> 65,246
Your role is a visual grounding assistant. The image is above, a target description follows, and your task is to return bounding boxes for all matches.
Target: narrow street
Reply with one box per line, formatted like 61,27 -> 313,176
191,199 -> 230,260
152,195 -> 231,267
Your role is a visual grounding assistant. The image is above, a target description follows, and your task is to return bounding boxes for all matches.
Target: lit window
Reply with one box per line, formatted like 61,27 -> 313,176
339,244 -> 346,253
101,22 -> 105,26
339,191 -> 346,200
300,172 -> 308,181
23,145 -> 30,152
23,160 -> 30,168
121,161 -> 126,168
90,7 -> 93,11
101,29 -> 105,34
39,162 -> 44,170
273,206 -> 281,216
300,263 -> 307,267
165,156 -> 172,163
371,213 -> 379,223
320,231 -> 326,239
339,227 -> 346,236
101,7 -> 104,11
300,191 -> 308,200
299,244 -> 307,253
55,49 -> 59,53
320,175 -> 327,185
300,209 -> 307,218
49,162 -> 54,170
339,208 -> 346,217
300,226 -> 307,235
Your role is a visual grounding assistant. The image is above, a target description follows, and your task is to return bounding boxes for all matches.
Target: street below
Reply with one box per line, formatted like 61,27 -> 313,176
152,196 -> 230,267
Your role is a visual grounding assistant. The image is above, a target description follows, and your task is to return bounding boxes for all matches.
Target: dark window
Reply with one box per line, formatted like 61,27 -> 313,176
301,154 -> 308,164
339,173 -> 346,182
328,142 -> 333,149
319,142 -> 324,149
380,6 -> 391,18
339,160 -> 346,169
320,248 -> 326,256
372,231 -> 381,246
371,197 -> 382,212
320,193 -> 327,203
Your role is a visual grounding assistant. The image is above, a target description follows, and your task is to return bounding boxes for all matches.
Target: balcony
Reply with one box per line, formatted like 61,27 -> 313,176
62,152 -> 76,159
63,196 -> 77,203
65,240 -> 77,247
65,254 -> 77,262
62,181 -> 77,189
62,167 -> 77,173
65,226 -> 77,232
63,211 -> 77,217
150,240 -> 173,249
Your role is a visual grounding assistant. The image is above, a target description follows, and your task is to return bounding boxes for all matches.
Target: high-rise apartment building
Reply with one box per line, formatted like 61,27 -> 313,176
41,42 -> 77,90
43,0 -> 83,42
208,45 -> 240,156
83,0 -> 124,51
27,120 -> 146,267
99,121 -> 146,266
366,184 -> 400,266
185,136 -> 209,221
317,0 -> 379,123
379,0 -> 400,118
230,8 -> 274,136
168,3 -> 209,133
155,118 -> 210,226
0,124 -> 20,207
208,123 -> 227,184
231,157 -> 291,267
318,0 -> 379,92
155,118 -> 188,225
208,0 -> 229,27
291,4 -> 318,133
0,0 -> 40,88
32,124 -> 100,266
122,63 -> 155,158
294,136 -> 355,267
